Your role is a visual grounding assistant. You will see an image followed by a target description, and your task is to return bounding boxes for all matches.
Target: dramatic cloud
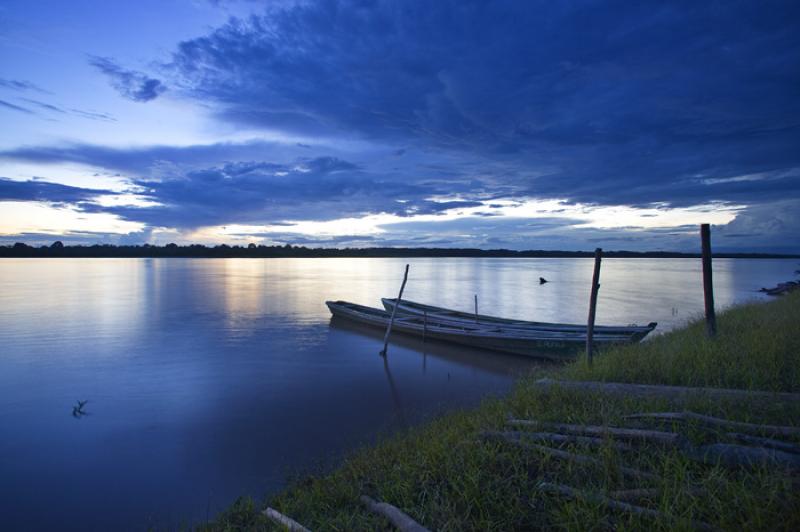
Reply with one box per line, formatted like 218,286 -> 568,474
1,1 -> 798,251
167,0 -> 800,209
89,56 -> 166,102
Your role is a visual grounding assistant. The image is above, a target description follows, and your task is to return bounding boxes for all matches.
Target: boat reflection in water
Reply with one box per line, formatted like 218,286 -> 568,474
329,314 -> 546,375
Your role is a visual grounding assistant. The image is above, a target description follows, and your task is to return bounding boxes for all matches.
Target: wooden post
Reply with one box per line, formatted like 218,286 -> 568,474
381,264 -> 410,356
586,248 -> 602,365
474,294 -> 479,323
701,224 -> 717,337
422,309 -> 427,342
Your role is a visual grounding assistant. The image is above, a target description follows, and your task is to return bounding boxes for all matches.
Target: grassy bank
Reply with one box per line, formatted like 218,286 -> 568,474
206,292 -> 800,531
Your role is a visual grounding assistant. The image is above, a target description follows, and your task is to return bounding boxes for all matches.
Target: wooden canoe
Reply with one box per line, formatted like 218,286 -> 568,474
381,298 -> 656,340
327,301 -> 640,360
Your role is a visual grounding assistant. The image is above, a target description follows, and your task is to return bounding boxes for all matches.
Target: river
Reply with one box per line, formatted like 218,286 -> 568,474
0,257 -> 794,530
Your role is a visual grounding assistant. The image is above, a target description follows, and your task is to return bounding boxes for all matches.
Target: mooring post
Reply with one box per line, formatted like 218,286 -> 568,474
701,224 -> 717,337
422,309 -> 427,342
586,248 -> 603,365
474,294 -> 479,323
381,264 -> 410,356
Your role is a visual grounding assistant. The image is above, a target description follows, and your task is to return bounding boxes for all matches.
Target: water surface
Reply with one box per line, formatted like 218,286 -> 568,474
0,257 -> 794,530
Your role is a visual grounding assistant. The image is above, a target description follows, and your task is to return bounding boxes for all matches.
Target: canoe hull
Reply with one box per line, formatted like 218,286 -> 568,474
327,301 -> 633,361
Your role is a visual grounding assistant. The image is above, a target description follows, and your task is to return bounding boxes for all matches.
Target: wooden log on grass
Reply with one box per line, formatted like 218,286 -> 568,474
481,430 -> 633,451
482,433 -> 660,481
607,488 -> 660,501
507,419 -> 685,447
538,483 -> 715,530
359,495 -> 430,532
608,486 -> 706,501
687,443 -> 800,472
263,508 -> 312,532
623,412 -> 800,437
726,433 -> 800,454
533,378 -> 800,403
539,482 -> 663,519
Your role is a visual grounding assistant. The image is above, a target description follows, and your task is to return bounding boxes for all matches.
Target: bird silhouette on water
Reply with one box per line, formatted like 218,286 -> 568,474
72,400 -> 88,418
539,277 -> 548,285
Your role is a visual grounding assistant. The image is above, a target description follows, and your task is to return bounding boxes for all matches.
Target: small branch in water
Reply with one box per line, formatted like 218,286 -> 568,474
72,399 -> 89,418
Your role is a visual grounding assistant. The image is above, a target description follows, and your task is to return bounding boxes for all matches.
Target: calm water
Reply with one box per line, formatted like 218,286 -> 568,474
0,257 -> 794,530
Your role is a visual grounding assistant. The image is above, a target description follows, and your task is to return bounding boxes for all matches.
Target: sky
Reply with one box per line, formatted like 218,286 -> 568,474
1,0 -> 798,252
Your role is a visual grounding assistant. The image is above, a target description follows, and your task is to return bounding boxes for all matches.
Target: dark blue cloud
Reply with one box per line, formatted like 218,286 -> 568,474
0,177 -> 115,203
0,78 -> 49,94
0,99 -> 34,114
20,98 -> 66,114
2,96 -> 118,122
67,108 -> 117,122
92,157 -> 488,227
89,56 -> 166,102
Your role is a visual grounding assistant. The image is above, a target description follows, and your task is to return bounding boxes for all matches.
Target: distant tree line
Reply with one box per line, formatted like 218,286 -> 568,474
1,241 -> 797,259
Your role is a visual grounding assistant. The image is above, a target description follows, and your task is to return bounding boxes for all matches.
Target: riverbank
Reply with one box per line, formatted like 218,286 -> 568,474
206,292 -> 800,530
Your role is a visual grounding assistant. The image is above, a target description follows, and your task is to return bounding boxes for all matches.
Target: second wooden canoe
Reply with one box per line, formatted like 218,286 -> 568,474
381,298 -> 656,340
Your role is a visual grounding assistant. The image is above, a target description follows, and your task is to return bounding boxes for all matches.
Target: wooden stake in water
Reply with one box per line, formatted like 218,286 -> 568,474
701,224 -> 717,337
381,264 -> 410,356
474,294 -> 479,323
586,248 -> 602,365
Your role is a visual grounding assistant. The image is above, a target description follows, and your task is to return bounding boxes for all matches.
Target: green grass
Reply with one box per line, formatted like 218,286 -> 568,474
567,292 -> 800,392
203,292 -> 800,531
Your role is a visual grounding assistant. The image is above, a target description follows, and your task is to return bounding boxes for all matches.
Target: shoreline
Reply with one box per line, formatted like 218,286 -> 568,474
2,244 -> 798,260
205,292 -> 800,530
